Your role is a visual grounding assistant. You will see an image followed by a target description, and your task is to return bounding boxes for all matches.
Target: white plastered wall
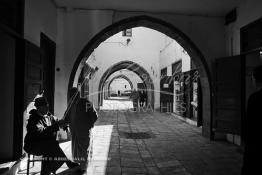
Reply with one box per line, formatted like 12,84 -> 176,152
106,70 -> 143,90
225,0 -> 262,56
159,39 -> 191,73
24,0 -> 57,46
55,9 -> 227,117
88,27 -> 164,109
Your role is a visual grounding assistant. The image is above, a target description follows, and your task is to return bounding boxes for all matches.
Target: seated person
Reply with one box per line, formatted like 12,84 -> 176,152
24,96 -> 78,175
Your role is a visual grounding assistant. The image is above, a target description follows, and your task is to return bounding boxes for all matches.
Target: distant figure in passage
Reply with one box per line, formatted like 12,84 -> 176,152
138,90 -> 144,107
131,89 -> 139,111
242,65 -> 262,174
24,96 -> 79,175
142,90 -> 148,107
118,90 -> 121,97
64,87 -> 98,173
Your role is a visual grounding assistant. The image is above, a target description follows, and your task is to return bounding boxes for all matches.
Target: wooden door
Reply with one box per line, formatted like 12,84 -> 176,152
213,56 -> 243,136
24,41 -> 44,107
0,29 -> 19,161
41,33 -> 56,113
160,76 -> 174,112
181,71 -> 193,119
197,79 -> 203,127
23,41 -> 44,156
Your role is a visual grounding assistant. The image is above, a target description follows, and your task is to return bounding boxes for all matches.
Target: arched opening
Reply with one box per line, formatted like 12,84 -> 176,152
98,61 -> 154,109
68,15 -> 212,137
107,74 -> 134,99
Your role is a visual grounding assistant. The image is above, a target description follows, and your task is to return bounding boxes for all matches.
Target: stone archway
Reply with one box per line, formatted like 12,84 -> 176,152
68,15 -> 212,138
104,74 -> 134,99
98,61 -> 154,109
107,74 -> 134,94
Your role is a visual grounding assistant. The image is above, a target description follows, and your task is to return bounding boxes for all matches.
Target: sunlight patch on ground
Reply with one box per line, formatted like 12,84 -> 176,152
100,100 -> 133,110
108,96 -> 130,100
86,125 -> 113,175
16,124 -> 113,175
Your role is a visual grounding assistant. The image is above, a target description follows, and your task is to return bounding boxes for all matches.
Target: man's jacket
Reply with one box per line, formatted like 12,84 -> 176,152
24,109 -> 59,154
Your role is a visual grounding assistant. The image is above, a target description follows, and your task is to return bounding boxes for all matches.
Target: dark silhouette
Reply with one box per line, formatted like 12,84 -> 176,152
64,87 -> 98,172
118,90 -> 121,96
24,96 -> 78,175
139,90 -> 147,107
242,65 -> 262,174
139,90 -> 143,107
131,89 -> 139,111
142,90 -> 148,107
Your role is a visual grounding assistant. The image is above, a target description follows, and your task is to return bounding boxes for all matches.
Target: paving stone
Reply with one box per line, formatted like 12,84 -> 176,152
19,111 -> 242,175
156,160 -> 181,168
159,166 -> 188,175
142,158 -> 156,167
122,167 -> 147,174
106,157 -> 121,167
106,166 -> 121,175
121,157 -> 143,163
120,152 -> 141,158
140,153 -> 152,158
145,166 -> 162,175
121,159 -> 144,168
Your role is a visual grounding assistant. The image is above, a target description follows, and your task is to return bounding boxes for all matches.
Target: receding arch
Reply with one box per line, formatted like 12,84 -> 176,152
68,15 -> 213,138
98,61 -> 154,108
107,74 -> 134,94
103,74 -> 134,100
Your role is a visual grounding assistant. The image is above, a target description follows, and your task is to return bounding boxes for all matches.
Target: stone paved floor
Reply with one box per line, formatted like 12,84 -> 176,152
100,99 -> 133,110
88,110 -> 242,175
18,110 -> 243,175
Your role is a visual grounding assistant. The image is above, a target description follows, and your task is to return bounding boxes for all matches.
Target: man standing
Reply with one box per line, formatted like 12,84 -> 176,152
130,89 -> 139,111
242,65 -> 262,174
64,87 -> 98,173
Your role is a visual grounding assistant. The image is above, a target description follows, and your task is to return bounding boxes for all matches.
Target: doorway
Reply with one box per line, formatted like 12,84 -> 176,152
40,33 -> 56,113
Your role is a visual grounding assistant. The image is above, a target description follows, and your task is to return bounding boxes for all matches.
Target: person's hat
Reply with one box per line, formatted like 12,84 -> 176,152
34,97 -> 49,108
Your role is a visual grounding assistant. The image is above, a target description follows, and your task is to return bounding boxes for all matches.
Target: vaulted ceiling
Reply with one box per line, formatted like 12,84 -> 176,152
54,0 -> 240,17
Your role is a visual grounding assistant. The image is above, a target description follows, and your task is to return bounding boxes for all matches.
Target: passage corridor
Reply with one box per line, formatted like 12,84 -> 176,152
18,110 -> 243,175
86,110 -> 242,175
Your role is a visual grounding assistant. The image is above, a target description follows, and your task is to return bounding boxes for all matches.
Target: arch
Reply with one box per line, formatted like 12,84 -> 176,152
68,15 -> 212,138
103,74 -> 134,100
98,61 -> 154,108
107,74 -> 134,94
